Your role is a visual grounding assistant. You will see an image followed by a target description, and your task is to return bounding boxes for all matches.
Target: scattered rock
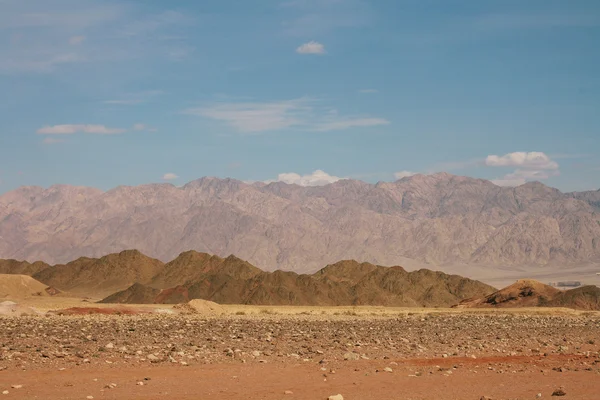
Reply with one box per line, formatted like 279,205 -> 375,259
552,389 -> 567,396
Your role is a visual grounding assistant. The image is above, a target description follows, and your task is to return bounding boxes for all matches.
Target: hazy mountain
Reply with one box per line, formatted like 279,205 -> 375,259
1,173 -> 599,273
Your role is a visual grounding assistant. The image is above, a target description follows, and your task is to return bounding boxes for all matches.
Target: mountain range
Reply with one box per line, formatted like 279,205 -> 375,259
1,173 -> 599,275
0,250 -> 496,306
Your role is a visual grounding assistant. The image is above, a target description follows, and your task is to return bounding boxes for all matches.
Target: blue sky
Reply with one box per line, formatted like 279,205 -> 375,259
0,0 -> 599,193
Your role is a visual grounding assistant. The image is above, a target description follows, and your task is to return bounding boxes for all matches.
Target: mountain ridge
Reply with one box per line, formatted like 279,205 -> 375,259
0,250 -> 496,306
1,173 -> 599,273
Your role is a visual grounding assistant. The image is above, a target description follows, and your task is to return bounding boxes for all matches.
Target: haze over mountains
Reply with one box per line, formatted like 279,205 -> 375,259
1,173 -> 599,276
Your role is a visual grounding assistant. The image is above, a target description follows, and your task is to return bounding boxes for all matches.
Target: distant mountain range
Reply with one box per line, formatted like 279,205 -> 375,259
1,173 -> 599,273
0,250 -> 496,306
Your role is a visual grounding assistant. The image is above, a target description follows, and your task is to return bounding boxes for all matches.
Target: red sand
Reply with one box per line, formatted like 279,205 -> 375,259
1,356 -> 598,400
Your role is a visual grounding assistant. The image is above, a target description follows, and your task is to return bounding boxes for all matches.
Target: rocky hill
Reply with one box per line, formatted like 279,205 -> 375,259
1,174 -> 599,274
455,279 -> 600,310
31,250 -> 164,297
93,252 -> 496,307
0,250 -> 496,306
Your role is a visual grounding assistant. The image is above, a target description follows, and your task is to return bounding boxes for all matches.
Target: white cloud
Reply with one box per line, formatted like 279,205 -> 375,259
162,173 -> 179,180
394,171 -> 417,180
68,36 -> 86,45
133,123 -> 146,131
267,170 -> 342,186
487,151 -> 559,187
485,151 -> 559,170
358,89 -> 378,93
296,41 -> 326,54
184,98 -> 389,133
36,124 -> 126,135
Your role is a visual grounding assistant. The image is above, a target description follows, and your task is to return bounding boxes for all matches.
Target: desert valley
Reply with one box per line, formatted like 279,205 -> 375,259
2,0 -> 599,397
1,175 -> 600,399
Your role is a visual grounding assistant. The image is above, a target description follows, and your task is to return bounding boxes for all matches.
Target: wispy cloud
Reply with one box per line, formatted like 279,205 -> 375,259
358,89 -> 378,94
296,41 -> 326,54
37,124 -> 127,135
313,117 -> 389,131
36,123 -> 152,135
162,173 -> 179,180
104,90 -> 164,105
0,2 -> 195,74
185,99 -> 309,133
183,98 -> 390,133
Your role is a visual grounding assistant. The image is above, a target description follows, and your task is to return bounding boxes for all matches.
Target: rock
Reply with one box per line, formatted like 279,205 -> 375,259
536,394 -> 542,398
147,354 -> 159,362
479,397 -> 493,400
552,389 -> 567,396
104,383 -> 117,389
384,367 -> 393,373
284,390 -> 293,395
105,343 -> 114,349
343,352 -> 360,361
136,381 -> 145,386
251,350 -> 261,357
10,385 -> 22,389
328,395 -> 344,400
2,391 -> 8,395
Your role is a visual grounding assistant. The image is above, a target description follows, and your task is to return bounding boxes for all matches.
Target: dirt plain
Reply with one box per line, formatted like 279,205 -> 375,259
1,300 -> 600,399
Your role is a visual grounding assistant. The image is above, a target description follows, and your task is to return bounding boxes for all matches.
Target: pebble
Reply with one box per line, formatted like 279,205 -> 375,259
328,395 -> 344,400
10,386 -> 21,389
284,390 -> 293,395
383,367 -> 393,373
551,389 -> 567,396
2,391 -> 8,395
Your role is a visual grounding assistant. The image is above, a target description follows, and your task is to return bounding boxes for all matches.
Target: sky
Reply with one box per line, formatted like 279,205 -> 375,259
0,0 -> 599,193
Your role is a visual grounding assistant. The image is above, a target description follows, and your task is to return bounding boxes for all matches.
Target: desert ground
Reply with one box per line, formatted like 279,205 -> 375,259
1,298 -> 600,400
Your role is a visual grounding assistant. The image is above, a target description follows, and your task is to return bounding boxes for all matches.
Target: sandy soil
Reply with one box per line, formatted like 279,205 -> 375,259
1,302 -> 599,399
1,356 -> 599,400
